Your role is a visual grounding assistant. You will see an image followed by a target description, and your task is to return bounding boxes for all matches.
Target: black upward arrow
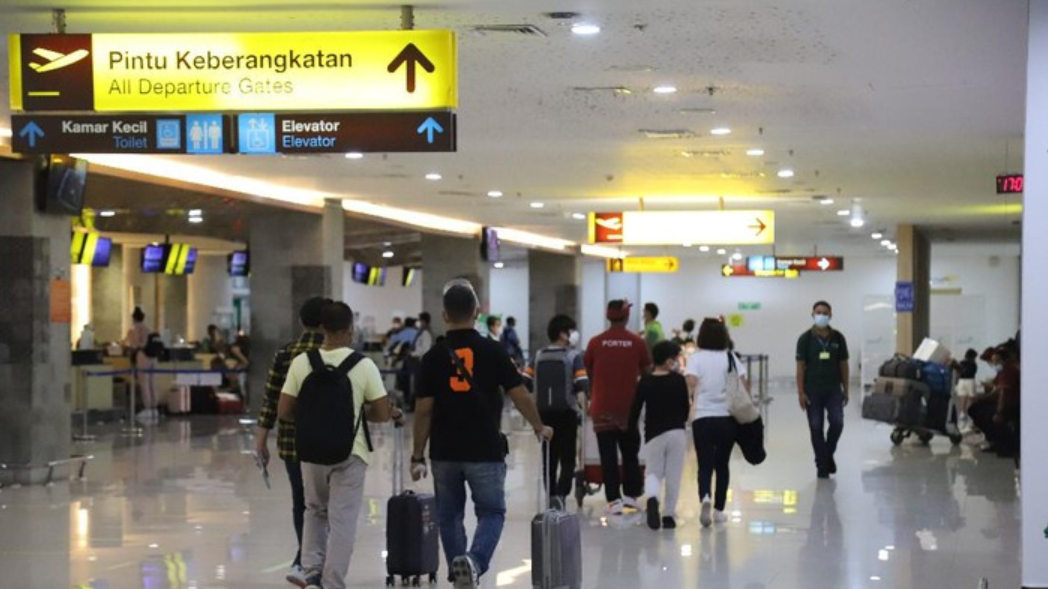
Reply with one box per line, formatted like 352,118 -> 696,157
387,43 -> 435,93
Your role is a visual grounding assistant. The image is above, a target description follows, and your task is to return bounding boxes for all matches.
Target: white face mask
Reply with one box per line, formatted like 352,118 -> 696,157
813,314 -> 831,328
568,330 -> 581,347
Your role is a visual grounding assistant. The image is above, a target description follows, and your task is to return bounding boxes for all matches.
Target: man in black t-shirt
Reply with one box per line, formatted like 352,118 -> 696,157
795,300 -> 850,479
411,279 -> 552,589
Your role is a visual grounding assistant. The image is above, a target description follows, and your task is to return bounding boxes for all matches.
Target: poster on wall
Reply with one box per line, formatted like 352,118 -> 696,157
50,279 -> 72,323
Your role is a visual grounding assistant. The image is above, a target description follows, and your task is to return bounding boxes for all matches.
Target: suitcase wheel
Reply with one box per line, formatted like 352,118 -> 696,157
428,573 -> 438,585
385,576 -> 394,587
890,429 -> 906,446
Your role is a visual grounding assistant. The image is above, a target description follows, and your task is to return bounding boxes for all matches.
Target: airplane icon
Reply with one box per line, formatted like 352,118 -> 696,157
29,47 -> 90,73
595,217 -> 622,231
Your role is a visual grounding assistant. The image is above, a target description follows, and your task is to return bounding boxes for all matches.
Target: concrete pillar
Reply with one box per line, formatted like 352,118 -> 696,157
160,273 -> 188,341
1022,4 -> 1047,585
420,233 -> 489,336
0,159 -> 72,485
895,224 -> 930,355
91,244 -> 124,344
248,211 -> 329,413
322,199 -> 345,300
527,250 -> 580,356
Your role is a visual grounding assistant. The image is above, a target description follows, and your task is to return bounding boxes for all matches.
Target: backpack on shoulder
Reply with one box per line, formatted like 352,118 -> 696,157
295,349 -> 371,465
533,348 -> 578,413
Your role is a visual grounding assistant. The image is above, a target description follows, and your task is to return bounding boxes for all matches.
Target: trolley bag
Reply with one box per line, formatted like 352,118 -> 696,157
862,391 -> 899,424
386,424 -> 439,587
166,385 -> 191,415
531,440 -> 582,589
865,378 -> 927,426
920,362 -> 952,397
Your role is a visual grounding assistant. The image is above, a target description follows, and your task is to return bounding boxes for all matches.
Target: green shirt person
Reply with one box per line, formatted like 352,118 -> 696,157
795,300 -> 849,480
642,302 -> 666,355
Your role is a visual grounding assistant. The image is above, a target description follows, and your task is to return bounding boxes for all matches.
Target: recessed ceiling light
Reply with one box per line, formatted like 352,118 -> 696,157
746,148 -> 765,157
571,23 -> 601,35
653,85 -> 677,95
837,209 -> 851,216
383,241 -> 392,247
777,169 -> 795,179
699,245 -> 710,252
425,173 -> 442,181
850,217 -> 865,228
188,209 -> 202,217
732,250 -> 743,261
880,239 -> 891,246
487,190 -> 503,198
530,202 -> 545,209
493,262 -> 505,269
98,210 -> 116,218
710,127 -> 732,136
344,152 -> 364,160
188,216 -> 204,224
716,248 -> 727,255
819,198 -> 834,205
572,212 -> 586,220
872,232 -> 884,240
382,251 -> 394,259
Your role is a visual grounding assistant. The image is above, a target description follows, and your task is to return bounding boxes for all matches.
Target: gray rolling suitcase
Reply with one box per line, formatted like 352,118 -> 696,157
531,441 -> 582,589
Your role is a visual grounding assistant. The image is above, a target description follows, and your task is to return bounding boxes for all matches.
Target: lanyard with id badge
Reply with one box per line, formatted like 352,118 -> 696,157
816,334 -> 833,362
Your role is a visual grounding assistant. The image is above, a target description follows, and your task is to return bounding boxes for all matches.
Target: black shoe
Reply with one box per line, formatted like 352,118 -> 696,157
817,469 -> 830,479
304,575 -> 323,589
828,457 -> 837,475
661,516 -> 677,529
646,497 -> 661,530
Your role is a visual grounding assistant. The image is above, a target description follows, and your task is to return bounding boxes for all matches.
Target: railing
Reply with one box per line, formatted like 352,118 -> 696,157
0,454 -> 94,488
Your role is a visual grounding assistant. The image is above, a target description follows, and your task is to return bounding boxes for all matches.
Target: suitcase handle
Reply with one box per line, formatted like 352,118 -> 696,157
393,422 -> 405,495
537,438 -> 550,514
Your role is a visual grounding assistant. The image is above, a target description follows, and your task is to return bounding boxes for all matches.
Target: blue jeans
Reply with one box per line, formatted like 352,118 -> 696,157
431,461 -> 507,577
806,389 -> 844,469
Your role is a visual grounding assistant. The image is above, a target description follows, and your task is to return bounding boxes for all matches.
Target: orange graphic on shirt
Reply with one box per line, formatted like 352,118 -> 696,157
450,348 -> 475,393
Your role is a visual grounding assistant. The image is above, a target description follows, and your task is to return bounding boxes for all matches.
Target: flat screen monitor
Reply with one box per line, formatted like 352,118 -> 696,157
480,227 -> 500,262
71,233 -> 112,267
351,262 -> 370,284
402,267 -> 416,287
164,244 -> 197,275
141,244 -> 168,273
227,250 -> 250,277
368,267 -> 387,287
37,154 -> 88,216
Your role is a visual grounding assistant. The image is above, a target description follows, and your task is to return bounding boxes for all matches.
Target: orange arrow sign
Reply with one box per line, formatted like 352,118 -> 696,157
748,217 -> 767,236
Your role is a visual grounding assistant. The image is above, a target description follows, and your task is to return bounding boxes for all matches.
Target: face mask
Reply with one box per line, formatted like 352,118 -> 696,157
994,363 -> 1004,373
568,330 -> 581,347
813,314 -> 831,328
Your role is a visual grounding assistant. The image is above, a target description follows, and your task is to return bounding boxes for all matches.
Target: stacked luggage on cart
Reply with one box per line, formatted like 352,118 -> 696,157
863,338 -> 963,446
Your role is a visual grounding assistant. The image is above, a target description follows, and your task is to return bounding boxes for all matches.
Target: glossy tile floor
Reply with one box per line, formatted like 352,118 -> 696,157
0,389 -> 1019,588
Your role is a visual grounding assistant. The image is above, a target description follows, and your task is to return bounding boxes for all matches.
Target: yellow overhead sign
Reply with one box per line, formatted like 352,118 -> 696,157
607,256 -> 680,273
10,31 -> 457,112
589,210 -> 775,245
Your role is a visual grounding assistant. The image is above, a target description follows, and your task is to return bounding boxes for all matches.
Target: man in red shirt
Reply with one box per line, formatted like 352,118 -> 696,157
584,300 -> 652,514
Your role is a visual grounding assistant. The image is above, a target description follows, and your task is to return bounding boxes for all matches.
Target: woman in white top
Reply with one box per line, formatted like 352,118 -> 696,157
685,318 -> 748,528
124,307 -> 157,422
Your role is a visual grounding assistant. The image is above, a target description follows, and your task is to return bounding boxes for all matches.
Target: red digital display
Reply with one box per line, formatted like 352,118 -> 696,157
996,174 -> 1024,194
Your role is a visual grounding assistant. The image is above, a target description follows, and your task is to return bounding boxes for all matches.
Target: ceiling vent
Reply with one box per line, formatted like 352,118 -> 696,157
439,190 -> 480,197
639,129 -> 696,140
470,24 -> 548,37
755,188 -> 793,195
573,86 -> 632,96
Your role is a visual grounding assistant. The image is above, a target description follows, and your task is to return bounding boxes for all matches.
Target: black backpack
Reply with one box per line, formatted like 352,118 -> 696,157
533,347 -> 578,413
295,350 -> 371,465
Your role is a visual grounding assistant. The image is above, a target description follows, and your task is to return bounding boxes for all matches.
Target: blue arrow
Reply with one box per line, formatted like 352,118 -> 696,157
417,117 -> 444,144
19,121 -> 44,148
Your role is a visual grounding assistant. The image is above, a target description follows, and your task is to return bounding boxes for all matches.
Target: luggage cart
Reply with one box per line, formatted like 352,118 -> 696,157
573,396 -> 645,508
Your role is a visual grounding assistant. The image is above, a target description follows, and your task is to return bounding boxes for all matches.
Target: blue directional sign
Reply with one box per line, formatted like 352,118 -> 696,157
186,114 -> 225,155
19,120 -> 44,148
237,113 -> 277,155
417,116 -> 444,144
895,281 -> 915,313
156,119 -> 181,150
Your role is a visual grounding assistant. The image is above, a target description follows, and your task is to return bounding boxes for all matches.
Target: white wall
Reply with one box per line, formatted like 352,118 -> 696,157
342,262 -> 422,340
929,243 -> 1021,352
489,263 -> 529,353
187,254 -> 236,341
581,259 -> 607,344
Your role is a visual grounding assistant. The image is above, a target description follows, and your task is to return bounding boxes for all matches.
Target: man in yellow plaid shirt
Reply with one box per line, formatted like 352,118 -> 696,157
255,296 -> 329,588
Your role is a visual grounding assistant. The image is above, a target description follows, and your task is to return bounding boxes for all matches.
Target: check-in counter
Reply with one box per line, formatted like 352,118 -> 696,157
72,350 -> 115,410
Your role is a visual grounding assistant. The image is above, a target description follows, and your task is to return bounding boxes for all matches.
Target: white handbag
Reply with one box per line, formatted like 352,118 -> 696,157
726,352 -> 760,424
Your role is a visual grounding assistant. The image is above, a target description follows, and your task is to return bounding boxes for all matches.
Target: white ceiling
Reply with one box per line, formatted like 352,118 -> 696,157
0,0 -> 1029,257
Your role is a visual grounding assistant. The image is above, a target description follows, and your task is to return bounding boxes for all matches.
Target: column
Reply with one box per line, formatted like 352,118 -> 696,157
419,233 -> 489,336
895,223 -> 930,355
91,244 -> 124,343
322,198 -> 345,299
248,211 -> 329,413
0,159 -> 72,485
1022,3 -> 1047,585
527,250 -> 580,356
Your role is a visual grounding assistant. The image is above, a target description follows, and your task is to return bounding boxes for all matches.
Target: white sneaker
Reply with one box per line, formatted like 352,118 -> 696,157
605,499 -> 625,515
286,564 -> 307,588
700,497 -> 712,528
451,554 -> 480,588
713,510 -> 728,524
622,496 -> 643,512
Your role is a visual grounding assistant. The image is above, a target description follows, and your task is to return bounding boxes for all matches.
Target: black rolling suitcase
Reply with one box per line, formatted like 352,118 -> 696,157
879,356 -> 922,380
531,440 -> 583,589
386,424 -> 439,587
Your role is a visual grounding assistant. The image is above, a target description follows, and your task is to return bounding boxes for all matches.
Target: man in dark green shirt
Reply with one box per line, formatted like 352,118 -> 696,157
795,300 -> 850,479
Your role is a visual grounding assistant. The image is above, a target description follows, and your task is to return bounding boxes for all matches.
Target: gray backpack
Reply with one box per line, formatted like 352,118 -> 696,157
533,347 -> 578,413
